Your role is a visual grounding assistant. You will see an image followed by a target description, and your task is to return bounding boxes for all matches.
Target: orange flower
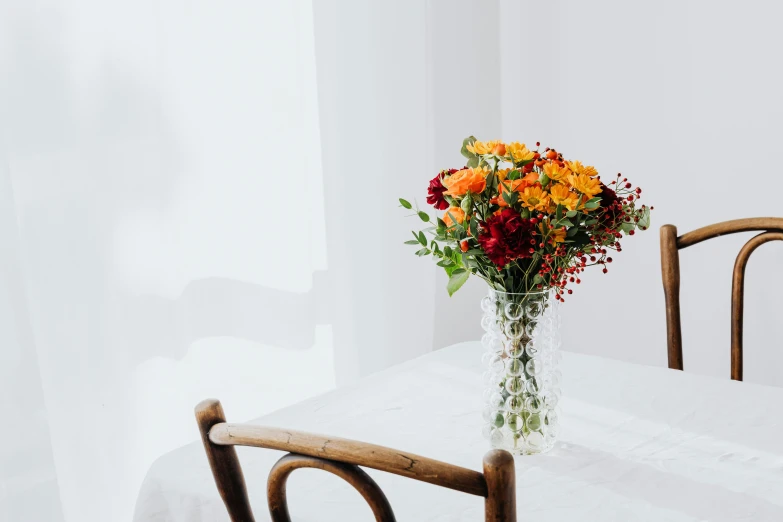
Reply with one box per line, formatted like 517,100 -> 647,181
466,140 -> 504,155
567,160 -> 598,178
543,162 -> 570,182
568,173 -> 602,198
443,207 -> 466,227
497,173 -> 539,207
549,183 -> 573,206
539,221 -> 567,244
506,142 -> 536,163
549,183 -> 581,210
443,167 -> 487,197
520,185 -> 550,212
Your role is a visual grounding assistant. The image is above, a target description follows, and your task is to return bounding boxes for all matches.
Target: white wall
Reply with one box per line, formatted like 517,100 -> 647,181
494,0 -> 783,385
422,1 -> 783,388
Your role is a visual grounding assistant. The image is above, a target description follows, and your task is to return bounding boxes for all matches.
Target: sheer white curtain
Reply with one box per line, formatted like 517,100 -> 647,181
1,0 -> 329,520
0,1 -> 500,521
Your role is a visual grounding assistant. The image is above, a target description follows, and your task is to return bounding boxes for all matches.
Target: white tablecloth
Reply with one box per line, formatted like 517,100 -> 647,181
134,342 -> 783,521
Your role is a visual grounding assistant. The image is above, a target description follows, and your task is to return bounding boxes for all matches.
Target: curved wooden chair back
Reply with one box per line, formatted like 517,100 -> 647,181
195,399 -> 516,522
660,218 -> 783,380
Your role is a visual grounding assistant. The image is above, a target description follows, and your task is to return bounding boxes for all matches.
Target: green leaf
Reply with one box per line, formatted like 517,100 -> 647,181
404,239 -> 420,245
584,196 -> 602,210
566,226 -> 579,237
637,206 -> 651,230
418,211 -> 430,222
516,158 -> 535,167
415,248 -> 431,257
507,170 -> 521,181
619,221 -> 635,233
533,274 -> 544,284
520,207 -> 530,219
540,173 -> 551,186
447,269 -> 470,296
399,198 -> 412,209
584,218 -> 598,225
436,259 -> 454,267
418,231 -> 427,246
572,231 -> 591,248
555,205 -> 563,221
466,157 -> 479,168
566,210 -> 578,218
558,218 -> 574,227
469,216 -> 479,238
437,217 -> 447,229
484,172 -> 496,192
460,136 -> 478,159
465,249 -> 484,255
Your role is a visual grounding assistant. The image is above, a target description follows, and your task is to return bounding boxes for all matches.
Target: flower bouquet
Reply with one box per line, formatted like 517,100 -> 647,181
399,137 -> 651,454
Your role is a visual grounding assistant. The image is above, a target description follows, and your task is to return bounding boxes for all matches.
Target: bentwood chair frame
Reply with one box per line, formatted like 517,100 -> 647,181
195,399 -> 517,522
660,217 -> 783,381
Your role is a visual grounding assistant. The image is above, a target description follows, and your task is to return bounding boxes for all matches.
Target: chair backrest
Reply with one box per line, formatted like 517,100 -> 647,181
195,399 -> 516,522
660,218 -> 783,380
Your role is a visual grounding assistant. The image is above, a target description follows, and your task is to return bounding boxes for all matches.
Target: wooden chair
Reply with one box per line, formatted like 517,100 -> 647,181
660,218 -> 783,380
195,399 -> 516,522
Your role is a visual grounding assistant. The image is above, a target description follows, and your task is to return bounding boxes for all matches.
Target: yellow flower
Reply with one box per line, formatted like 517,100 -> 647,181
442,207 -> 465,227
543,162 -> 570,182
538,221 -> 567,244
496,168 -> 511,182
520,185 -> 550,212
568,173 -> 602,198
548,182 -> 581,210
567,160 -> 598,178
506,142 -> 536,162
549,183 -> 571,206
466,140 -> 504,155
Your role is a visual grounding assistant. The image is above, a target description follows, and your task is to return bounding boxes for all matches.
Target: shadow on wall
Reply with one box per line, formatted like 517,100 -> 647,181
119,272 -> 332,363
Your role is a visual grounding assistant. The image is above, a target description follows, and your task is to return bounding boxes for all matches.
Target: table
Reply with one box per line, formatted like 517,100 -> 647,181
134,342 -> 783,521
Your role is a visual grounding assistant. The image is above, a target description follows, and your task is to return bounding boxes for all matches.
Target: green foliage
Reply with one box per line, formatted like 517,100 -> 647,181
418,211 -> 430,222
447,269 -> 469,296
399,198 -> 412,209
460,136 -> 477,158
584,197 -> 601,210
637,206 -> 651,230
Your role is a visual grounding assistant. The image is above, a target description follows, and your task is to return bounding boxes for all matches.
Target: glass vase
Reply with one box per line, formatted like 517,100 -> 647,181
480,288 -> 562,455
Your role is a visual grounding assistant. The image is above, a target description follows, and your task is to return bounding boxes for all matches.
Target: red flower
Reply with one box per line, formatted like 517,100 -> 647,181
477,209 -> 537,268
426,169 -> 456,210
598,183 -> 622,225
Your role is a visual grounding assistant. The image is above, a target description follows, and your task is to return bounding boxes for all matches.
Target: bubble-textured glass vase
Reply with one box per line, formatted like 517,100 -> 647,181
480,289 -> 561,455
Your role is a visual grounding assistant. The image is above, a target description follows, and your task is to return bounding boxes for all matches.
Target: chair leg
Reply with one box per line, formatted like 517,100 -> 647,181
483,450 -> 516,522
